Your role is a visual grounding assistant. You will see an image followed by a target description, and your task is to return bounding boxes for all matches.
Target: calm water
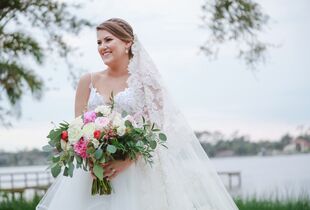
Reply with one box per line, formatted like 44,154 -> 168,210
0,154 -> 309,199
211,153 -> 310,198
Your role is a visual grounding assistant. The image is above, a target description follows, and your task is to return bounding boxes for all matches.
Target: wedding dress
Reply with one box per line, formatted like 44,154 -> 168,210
36,35 -> 239,210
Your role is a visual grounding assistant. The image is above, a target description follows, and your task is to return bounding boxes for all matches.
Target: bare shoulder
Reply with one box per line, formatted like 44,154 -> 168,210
77,72 -> 92,87
74,72 -> 92,117
92,70 -> 108,81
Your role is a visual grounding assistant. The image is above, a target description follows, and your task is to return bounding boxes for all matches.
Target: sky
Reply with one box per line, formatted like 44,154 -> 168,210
1,0 -> 309,151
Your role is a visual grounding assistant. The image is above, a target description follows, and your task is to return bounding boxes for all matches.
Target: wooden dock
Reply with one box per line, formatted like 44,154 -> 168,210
0,171 -> 53,199
0,170 -> 241,198
218,171 -> 242,190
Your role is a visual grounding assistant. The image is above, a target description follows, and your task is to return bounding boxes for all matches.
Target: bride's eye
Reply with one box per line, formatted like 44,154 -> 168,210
97,41 -> 102,45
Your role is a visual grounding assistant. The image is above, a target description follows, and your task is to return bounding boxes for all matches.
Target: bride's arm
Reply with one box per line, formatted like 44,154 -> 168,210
74,73 -> 91,118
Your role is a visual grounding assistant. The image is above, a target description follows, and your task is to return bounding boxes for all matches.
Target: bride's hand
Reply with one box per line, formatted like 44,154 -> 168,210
103,154 -> 141,180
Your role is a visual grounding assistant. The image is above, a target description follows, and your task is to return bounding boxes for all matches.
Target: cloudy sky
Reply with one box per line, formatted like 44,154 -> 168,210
1,0 -> 309,151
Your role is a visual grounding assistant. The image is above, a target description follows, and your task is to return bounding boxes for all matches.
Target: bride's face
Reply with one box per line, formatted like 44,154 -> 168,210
96,30 -> 130,66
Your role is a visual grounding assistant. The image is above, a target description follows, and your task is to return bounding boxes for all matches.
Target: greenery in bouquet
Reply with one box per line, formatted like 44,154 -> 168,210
43,97 -> 167,195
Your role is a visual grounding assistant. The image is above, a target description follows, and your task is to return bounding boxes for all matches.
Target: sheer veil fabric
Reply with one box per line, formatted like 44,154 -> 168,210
36,34 -> 239,210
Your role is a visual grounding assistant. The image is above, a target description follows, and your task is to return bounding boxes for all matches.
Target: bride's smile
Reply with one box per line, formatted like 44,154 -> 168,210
97,30 -> 131,67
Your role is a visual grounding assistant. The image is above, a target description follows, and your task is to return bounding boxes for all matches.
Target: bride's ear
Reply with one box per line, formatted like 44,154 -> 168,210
125,41 -> 132,49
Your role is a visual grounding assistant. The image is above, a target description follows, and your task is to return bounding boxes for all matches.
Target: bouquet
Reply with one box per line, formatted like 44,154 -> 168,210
43,99 -> 167,195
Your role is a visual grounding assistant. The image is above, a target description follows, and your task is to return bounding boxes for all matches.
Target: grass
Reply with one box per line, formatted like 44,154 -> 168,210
0,192 -> 309,210
235,195 -> 310,210
0,193 -> 41,210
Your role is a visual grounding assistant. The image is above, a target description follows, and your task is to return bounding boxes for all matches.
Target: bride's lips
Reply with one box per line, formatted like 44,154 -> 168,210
102,51 -> 112,57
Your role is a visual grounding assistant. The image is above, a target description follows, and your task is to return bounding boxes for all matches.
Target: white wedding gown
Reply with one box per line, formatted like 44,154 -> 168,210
36,75 -> 239,210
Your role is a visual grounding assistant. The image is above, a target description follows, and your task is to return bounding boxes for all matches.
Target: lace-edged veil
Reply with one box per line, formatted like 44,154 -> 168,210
128,34 -> 239,210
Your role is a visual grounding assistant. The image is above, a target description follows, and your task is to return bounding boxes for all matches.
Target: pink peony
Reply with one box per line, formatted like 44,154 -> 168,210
83,111 -> 97,124
95,117 -> 110,129
74,138 -> 89,159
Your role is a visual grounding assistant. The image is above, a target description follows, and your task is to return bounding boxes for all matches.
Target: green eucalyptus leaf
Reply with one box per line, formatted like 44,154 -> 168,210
63,167 -> 69,176
93,163 -> 104,180
149,140 -> 157,149
51,163 -> 61,178
107,145 -> 117,154
52,156 -> 60,163
159,133 -> 167,141
94,149 -> 103,160
68,162 -> 74,177
125,120 -> 132,127
135,141 -> 144,148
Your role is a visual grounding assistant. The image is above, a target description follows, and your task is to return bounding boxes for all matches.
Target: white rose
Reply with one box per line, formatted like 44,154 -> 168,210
70,116 -> 84,127
68,125 -> 83,144
82,122 -> 96,140
90,138 -> 100,149
60,139 -> 72,151
116,125 -> 126,136
95,105 -> 111,116
112,113 -> 124,128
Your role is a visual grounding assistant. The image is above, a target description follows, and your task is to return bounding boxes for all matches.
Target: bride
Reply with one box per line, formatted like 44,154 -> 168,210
36,18 -> 239,210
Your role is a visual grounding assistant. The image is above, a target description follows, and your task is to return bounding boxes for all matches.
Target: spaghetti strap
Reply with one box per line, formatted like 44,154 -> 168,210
89,72 -> 93,89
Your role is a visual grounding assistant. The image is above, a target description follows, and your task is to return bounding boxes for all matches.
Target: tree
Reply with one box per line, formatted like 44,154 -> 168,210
0,0 -> 94,127
200,0 -> 274,70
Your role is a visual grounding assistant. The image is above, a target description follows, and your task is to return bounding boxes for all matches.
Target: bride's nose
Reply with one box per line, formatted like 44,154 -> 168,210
99,45 -> 109,53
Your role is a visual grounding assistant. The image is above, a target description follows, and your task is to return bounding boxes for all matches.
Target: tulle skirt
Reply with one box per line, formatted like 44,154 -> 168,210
36,128 -> 239,210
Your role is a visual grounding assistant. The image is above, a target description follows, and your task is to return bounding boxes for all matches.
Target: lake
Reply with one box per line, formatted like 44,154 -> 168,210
0,154 -> 309,199
211,153 -> 310,199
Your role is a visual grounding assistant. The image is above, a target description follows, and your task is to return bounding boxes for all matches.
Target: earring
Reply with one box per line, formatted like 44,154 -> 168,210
125,48 -> 129,54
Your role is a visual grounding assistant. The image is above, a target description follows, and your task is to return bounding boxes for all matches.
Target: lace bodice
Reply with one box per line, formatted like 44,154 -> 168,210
87,73 -> 138,115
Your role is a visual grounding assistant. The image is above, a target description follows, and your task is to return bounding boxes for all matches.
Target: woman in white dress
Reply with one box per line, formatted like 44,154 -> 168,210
36,18 -> 239,210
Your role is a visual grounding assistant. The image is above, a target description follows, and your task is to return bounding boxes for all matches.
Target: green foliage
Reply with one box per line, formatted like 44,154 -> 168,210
201,0 -> 273,70
106,144 -> 117,154
0,193 -> 42,210
94,149 -> 103,160
0,193 -> 310,210
0,0 -> 94,127
198,131 -> 298,157
93,163 -> 104,180
51,162 -> 61,177
235,196 -> 310,210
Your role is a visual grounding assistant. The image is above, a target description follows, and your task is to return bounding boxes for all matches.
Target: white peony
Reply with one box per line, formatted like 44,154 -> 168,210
116,125 -> 126,136
68,124 -> 83,144
82,122 -> 96,140
95,105 -> 111,116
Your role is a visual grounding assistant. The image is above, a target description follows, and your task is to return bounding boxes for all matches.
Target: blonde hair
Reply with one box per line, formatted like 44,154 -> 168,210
96,18 -> 134,58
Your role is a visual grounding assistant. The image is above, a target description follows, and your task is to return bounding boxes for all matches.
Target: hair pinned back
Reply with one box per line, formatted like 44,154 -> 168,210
96,18 -> 134,58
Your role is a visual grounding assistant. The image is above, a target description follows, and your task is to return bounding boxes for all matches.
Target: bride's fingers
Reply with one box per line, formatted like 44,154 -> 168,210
107,171 -> 118,180
101,162 -> 110,168
90,170 -> 96,179
104,166 -> 116,177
